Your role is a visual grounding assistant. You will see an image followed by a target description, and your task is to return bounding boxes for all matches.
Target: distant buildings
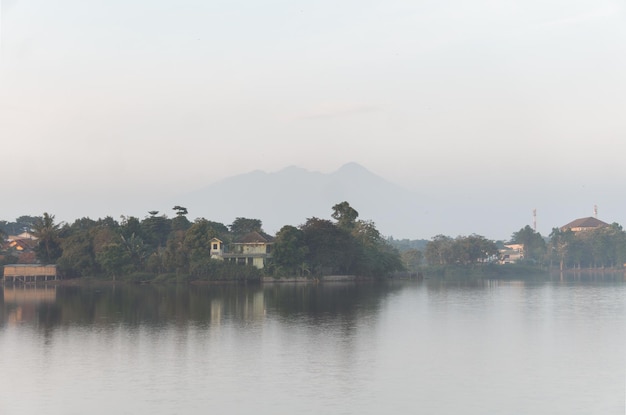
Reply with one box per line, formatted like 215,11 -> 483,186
1,232 -> 38,264
499,244 -> 524,264
560,217 -> 609,233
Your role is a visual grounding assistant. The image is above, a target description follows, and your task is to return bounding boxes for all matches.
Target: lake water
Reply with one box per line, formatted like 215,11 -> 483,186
1,276 -> 624,414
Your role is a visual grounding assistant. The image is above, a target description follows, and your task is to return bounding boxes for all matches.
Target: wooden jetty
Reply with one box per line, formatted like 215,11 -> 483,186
3,264 -> 58,284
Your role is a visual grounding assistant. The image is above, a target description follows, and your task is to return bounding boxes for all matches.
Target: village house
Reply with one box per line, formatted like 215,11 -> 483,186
499,243 -> 524,264
210,231 -> 274,269
1,233 -> 38,264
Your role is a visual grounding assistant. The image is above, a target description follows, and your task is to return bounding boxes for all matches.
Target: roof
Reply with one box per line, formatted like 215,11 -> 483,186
9,239 -> 37,250
561,217 -> 609,230
235,231 -> 275,244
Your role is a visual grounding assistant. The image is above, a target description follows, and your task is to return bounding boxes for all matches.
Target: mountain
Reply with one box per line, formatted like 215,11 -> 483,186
175,162 -> 425,238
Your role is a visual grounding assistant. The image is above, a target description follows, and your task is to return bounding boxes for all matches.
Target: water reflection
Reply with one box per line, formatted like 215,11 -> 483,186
0,282 -> 403,329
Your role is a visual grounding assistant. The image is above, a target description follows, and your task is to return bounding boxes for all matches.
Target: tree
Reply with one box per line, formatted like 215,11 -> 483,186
402,249 -> 423,272
301,217 -> 354,275
451,234 -> 498,265
120,233 -> 150,270
425,234 -> 497,266
120,216 -> 143,240
184,219 -> 219,275
172,206 -> 188,216
425,235 -> 453,265
331,201 -> 359,230
32,213 -> 63,263
510,225 -> 546,262
171,206 -> 191,232
162,229 -> 188,274
141,211 -> 171,248
549,228 -> 574,271
97,242 -> 131,280
272,225 -> 308,276
351,220 -> 403,276
229,217 -> 262,237
58,230 -> 97,277
204,220 -> 229,237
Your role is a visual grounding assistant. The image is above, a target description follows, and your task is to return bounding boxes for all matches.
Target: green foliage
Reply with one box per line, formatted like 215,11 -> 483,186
424,234 -> 497,266
401,249 -> 423,272
388,237 -> 429,253
425,235 -> 453,265
510,225 -> 546,262
0,215 -> 39,235
141,212 -> 171,248
272,225 -> 308,276
549,223 -> 626,269
184,219 -> 218,266
229,217 -> 262,237
204,220 -> 229,237
172,206 -> 188,216
301,217 -> 356,275
58,230 -> 97,277
331,201 -> 359,230
171,206 -> 191,232
97,242 -> 132,279
32,212 -> 63,263
297,214 -> 403,278
120,216 -> 142,240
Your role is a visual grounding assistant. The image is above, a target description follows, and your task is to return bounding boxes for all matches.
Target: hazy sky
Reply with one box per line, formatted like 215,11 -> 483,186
1,0 -> 625,239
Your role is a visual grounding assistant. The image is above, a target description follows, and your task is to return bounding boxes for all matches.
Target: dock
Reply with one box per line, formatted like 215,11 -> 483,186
3,264 -> 58,284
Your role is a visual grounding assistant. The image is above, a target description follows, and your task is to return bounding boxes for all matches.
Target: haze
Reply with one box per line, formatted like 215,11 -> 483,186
1,0 -> 624,240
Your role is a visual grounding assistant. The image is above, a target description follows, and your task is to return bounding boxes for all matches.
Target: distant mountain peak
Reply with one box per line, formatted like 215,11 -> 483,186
335,162 -> 370,174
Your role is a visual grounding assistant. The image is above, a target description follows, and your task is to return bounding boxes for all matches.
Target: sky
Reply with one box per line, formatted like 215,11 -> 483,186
1,0 -> 625,239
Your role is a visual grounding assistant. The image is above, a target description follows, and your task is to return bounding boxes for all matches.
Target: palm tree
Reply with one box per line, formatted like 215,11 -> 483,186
32,212 -> 63,263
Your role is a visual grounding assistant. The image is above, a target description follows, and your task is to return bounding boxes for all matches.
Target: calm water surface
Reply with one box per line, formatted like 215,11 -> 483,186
0,277 -> 624,414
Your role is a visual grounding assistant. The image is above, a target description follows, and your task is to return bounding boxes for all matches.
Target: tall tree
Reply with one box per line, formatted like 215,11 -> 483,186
171,206 -> 191,232
424,235 -> 453,265
141,211 -> 171,248
549,228 -> 574,271
331,201 -> 359,230
32,213 -> 63,263
300,217 -> 354,275
510,225 -> 546,262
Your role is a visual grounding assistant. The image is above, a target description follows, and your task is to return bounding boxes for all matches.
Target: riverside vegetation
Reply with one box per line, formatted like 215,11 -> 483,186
2,203 -> 626,282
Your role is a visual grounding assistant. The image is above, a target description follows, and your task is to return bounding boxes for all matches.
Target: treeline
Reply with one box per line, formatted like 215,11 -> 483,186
395,223 -> 626,273
0,202 -> 404,281
498,224 -> 626,270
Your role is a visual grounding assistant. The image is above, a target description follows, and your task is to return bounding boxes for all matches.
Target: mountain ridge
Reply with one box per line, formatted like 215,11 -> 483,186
175,163 -> 424,238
